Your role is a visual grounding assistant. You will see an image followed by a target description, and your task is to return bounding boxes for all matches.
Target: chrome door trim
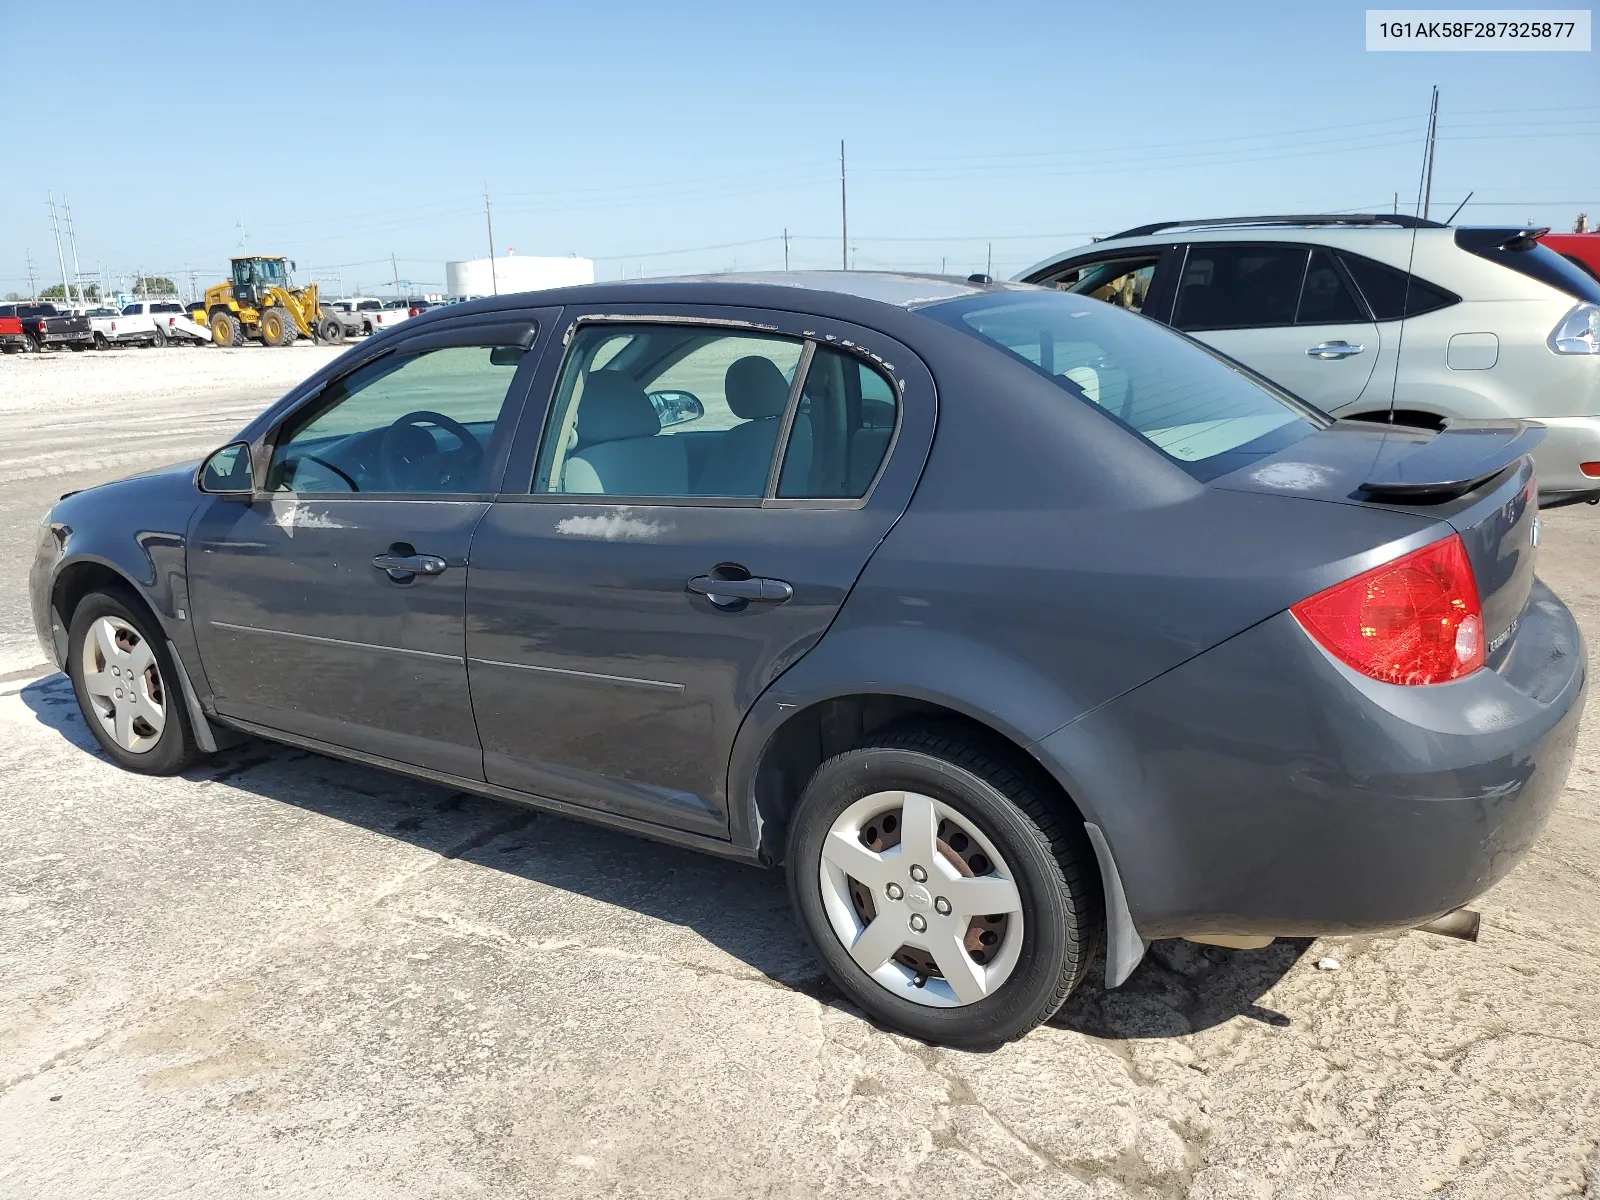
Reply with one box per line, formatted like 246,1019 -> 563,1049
209,620 -> 464,663
469,657 -> 685,693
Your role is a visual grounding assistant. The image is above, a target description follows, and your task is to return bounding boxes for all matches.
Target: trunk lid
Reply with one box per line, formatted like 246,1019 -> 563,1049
1214,419 -> 1542,667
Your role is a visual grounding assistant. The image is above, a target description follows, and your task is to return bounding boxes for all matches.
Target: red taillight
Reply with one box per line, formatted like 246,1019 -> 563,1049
1291,534 -> 1484,686
408,305 -> 423,317
1581,462 -> 1600,478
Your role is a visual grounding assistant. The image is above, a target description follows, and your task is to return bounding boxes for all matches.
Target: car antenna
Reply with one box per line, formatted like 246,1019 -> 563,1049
1386,84 -> 1438,426
1444,190 -> 1473,225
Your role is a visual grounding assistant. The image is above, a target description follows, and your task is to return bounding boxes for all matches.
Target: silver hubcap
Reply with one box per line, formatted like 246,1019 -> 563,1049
818,791 -> 1024,1008
80,616 -> 166,753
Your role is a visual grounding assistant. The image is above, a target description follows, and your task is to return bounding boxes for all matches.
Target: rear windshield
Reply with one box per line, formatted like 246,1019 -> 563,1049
1455,229 -> 1600,303
927,291 -> 1327,480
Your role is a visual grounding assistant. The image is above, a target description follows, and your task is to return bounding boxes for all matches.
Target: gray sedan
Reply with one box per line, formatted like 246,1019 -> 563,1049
28,273 -> 1585,1047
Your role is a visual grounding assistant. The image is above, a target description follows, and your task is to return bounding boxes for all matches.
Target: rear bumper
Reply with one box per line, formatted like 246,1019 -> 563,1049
1034,580 -> 1586,940
1531,415 -> 1600,500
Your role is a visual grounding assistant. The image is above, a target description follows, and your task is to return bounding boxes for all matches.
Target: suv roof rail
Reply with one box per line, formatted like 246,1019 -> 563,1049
1104,214 -> 1450,240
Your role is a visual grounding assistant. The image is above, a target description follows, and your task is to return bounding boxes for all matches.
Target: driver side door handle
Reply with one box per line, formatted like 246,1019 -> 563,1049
687,575 -> 793,603
372,552 -> 448,581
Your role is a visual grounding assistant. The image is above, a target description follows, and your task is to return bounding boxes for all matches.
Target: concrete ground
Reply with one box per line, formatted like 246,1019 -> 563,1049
1,348 -> 1597,1199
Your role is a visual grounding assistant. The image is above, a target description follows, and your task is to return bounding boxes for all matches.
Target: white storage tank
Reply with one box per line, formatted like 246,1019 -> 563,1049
444,255 -> 594,297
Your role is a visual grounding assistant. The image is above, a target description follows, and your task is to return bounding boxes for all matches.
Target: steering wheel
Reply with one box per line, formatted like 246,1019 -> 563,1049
377,410 -> 484,492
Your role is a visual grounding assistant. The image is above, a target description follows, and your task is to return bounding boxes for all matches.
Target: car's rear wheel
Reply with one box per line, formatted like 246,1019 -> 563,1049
67,591 -> 202,775
92,332 -> 109,350
786,726 -> 1098,1047
151,324 -> 167,348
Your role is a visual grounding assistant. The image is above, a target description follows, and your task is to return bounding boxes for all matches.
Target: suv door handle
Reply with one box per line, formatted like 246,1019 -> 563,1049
1306,341 -> 1365,360
687,575 -> 794,603
372,552 -> 448,581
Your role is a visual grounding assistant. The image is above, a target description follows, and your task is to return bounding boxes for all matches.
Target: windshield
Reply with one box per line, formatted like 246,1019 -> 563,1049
255,259 -> 288,286
926,290 -> 1327,480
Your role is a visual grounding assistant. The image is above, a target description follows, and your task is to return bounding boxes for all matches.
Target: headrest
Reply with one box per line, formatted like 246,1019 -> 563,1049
576,370 -> 661,444
725,355 -> 791,420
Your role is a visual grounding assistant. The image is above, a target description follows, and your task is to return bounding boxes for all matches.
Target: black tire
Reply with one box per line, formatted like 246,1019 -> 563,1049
151,325 -> 167,348
93,333 -> 109,350
24,333 -> 41,352
66,590 -> 204,775
69,342 -> 86,351
260,306 -> 299,347
786,726 -> 1099,1048
318,317 -> 345,344
210,310 -> 244,348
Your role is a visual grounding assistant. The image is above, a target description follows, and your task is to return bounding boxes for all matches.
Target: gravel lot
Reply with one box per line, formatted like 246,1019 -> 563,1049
1,348 -> 1597,1198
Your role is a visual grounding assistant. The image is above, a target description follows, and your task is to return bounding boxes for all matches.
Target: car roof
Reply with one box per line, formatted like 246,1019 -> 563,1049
1013,218 -> 1484,282
395,271 -> 1031,331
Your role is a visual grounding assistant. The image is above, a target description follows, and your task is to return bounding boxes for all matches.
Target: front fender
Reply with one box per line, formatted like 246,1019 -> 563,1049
34,466 -> 206,688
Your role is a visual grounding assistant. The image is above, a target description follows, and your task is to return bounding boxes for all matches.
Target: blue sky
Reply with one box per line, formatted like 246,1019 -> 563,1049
2,0 -> 1595,296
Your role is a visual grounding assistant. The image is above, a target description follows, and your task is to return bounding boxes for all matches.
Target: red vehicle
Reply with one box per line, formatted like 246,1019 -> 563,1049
1540,232 -> 1600,282
0,307 -> 24,353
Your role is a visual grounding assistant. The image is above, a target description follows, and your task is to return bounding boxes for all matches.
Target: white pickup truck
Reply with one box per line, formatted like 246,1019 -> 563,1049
366,298 -> 414,335
88,301 -> 210,349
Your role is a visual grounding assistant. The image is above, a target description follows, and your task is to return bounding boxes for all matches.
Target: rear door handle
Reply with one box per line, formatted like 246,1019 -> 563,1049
372,552 -> 448,581
1306,341 -> 1365,360
687,575 -> 794,603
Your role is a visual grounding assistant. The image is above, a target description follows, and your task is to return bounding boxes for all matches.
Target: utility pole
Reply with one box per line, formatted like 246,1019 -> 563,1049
1421,85 -> 1439,220
25,249 -> 38,300
63,195 -> 84,306
1393,191 -> 1399,214
986,243 -> 993,278
783,228 -> 790,271
484,184 -> 499,295
391,253 -> 400,298
47,193 -> 72,305
839,140 -> 848,270
237,215 -> 247,249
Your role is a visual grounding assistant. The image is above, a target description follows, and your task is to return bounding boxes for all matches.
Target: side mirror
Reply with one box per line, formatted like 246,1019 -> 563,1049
648,390 -> 705,429
489,346 -> 526,367
198,442 -> 256,497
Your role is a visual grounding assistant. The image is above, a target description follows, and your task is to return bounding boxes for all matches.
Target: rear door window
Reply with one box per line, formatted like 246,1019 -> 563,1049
1173,244 -> 1308,331
1296,250 -> 1367,324
533,324 -> 804,499
777,348 -> 899,498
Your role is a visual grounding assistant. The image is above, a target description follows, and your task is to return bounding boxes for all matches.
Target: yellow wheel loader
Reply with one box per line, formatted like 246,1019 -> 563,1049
191,256 -> 320,348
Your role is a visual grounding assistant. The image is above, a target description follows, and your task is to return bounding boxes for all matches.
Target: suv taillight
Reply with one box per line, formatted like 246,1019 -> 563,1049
408,305 -> 423,317
1549,303 -> 1600,354
1291,534 -> 1484,685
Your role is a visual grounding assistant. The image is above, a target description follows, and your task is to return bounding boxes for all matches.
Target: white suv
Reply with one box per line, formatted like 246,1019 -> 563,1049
1017,215 -> 1600,506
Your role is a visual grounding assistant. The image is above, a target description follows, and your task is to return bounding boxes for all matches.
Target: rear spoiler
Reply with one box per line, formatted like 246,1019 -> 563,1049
1359,419 -> 1544,501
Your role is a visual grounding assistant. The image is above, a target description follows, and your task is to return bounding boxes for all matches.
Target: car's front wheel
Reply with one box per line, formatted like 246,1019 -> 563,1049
67,591 -> 203,775
786,727 -> 1098,1047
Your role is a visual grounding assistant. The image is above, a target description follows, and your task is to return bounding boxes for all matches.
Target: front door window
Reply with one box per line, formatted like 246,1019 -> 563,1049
270,344 -> 526,494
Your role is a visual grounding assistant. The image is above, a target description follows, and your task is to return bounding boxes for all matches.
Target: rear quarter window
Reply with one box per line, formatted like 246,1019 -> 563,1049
1339,252 -> 1459,320
929,291 -> 1327,481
